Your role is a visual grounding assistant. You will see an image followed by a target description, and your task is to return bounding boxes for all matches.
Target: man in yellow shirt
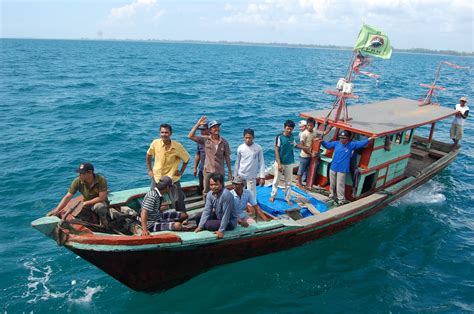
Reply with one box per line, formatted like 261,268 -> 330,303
146,123 -> 190,212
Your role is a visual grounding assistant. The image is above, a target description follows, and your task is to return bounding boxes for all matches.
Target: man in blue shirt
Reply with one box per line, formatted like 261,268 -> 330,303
231,176 -> 269,227
322,130 -> 376,205
195,172 -> 238,239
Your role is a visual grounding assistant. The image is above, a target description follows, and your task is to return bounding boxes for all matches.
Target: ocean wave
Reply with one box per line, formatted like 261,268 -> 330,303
156,91 -> 199,99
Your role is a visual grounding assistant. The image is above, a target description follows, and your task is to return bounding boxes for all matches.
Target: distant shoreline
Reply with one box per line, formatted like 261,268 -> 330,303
2,37 -> 473,57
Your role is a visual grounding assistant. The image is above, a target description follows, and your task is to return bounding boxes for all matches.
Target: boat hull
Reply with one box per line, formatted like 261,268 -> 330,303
66,147 -> 457,292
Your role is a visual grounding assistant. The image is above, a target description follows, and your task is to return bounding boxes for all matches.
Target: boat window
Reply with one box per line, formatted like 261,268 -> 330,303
404,129 -> 414,144
361,172 -> 376,194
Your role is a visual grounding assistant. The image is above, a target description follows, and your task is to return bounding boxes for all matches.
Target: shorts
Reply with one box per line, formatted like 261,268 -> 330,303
450,124 -> 463,140
152,210 -> 182,231
297,156 -> 311,176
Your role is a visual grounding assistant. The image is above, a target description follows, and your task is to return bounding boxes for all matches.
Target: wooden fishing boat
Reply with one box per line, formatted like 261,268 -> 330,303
31,25 -> 464,292
31,96 -> 459,292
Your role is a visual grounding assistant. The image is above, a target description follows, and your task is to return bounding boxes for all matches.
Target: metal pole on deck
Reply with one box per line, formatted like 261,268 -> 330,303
427,122 -> 436,149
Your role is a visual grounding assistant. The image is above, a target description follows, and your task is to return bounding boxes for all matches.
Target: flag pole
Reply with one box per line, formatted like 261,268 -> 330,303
420,61 -> 469,106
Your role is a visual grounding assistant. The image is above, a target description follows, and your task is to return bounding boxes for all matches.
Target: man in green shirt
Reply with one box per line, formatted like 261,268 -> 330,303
270,120 -> 297,205
47,162 -> 109,227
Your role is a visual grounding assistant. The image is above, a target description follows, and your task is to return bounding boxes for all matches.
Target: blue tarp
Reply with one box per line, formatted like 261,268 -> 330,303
256,186 -> 328,218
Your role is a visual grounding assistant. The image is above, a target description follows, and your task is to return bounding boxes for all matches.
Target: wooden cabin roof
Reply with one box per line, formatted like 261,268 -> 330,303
300,97 -> 455,136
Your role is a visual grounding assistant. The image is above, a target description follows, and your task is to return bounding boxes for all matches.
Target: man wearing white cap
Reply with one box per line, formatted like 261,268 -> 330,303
188,116 -> 232,197
231,176 -> 269,227
450,97 -> 469,147
298,120 -> 307,142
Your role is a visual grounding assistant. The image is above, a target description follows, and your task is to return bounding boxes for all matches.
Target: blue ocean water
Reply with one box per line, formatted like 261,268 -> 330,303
1,39 -> 473,313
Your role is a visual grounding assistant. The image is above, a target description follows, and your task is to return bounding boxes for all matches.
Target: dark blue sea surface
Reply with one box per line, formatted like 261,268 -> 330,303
1,39 -> 473,313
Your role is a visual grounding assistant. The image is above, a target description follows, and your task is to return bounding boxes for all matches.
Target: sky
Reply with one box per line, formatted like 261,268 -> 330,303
1,0 -> 473,52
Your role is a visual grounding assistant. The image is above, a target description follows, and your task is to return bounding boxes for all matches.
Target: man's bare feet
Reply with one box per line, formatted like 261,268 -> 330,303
269,196 -> 275,203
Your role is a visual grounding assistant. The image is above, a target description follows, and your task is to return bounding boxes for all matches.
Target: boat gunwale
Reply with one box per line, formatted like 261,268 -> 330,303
62,146 -> 457,251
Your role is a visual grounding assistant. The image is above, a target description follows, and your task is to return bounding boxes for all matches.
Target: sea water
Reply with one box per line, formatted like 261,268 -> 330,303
1,39 -> 473,313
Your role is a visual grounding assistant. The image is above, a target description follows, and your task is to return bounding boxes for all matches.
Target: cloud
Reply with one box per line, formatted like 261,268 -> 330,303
221,0 -> 473,31
108,0 -> 162,20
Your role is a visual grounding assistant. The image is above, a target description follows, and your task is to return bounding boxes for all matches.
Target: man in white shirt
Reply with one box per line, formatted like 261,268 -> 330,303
450,96 -> 469,147
234,128 -> 265,197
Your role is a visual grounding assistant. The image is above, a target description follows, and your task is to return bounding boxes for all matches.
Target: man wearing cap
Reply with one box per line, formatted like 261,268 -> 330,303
298,120 -> 307,142
147,123 -> 190,212
193,122 -> 209,195
321,131 -> 376,205
450,97 -> 469,147
47,162 -> 109,227
140,176 -> 188,236
231,176 -> 269,227
188,116 -> 232,196
195,173 -> 237,239
234,128 -> 265,197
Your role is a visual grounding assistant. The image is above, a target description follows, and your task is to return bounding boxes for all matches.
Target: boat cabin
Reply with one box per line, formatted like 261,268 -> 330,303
300,97 -> 455,201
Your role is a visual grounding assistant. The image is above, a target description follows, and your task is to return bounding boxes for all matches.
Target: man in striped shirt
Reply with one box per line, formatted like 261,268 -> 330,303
140,176 -> 188,236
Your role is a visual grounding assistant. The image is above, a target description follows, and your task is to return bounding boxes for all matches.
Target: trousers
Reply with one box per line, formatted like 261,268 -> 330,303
329,170 -> 346,202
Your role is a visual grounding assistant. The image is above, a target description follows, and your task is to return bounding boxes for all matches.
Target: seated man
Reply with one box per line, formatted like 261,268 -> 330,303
231,176 -> 269,227
47,162 -> 109,227
140,176 -> 188,236
195,172 -> 237,239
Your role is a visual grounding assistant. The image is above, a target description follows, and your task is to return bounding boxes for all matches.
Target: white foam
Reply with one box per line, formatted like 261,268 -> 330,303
391,180 -> 446,207
22,259 -> 67,304
68,286 -> 103,304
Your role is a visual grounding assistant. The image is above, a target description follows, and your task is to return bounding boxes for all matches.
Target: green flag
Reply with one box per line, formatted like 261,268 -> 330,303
354,24 -> 392,59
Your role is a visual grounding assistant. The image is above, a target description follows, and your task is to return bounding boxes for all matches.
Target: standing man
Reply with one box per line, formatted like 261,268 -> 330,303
234,128 -> 265,197
195,173 -> 237,239
188,116 -> 232,196
269,120 -> 297,205
147,123 -> 190,212
450,96 -> 469,147
296,117 -> 326,188
231,176 -> 269,227
298,120 -> 307,142
321,130 -> 376,206
193,123 -> 209,195
140,176 -> 188,236
47,162 -> 109,227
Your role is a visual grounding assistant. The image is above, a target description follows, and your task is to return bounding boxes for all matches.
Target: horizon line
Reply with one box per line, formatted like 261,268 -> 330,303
1,37 -> 473,56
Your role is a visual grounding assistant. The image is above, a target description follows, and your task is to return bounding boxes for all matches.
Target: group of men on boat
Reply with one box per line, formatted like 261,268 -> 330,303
47,96 -> 469,238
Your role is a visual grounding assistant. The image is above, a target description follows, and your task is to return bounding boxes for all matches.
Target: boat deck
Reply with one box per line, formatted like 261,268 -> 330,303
98,136 -> 455,240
